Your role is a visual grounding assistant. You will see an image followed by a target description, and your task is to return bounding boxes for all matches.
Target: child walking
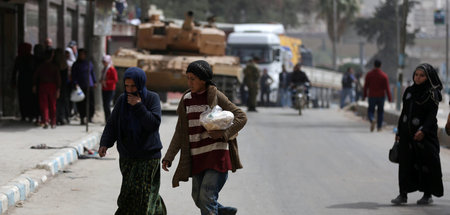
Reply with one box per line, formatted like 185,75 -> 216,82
162,60 -> 247,215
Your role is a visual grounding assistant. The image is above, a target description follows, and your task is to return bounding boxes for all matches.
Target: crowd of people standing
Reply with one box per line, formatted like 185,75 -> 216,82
11,39 -> 118,128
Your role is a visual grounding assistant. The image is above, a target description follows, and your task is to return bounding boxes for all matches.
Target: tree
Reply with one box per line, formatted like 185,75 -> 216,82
316,0 -> 360,69
316,0 -> 360,42
147,0 -> 314,28
354,0 -> 417,81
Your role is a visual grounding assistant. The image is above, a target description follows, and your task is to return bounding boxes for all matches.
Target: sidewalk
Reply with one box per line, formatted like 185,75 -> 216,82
0,119 -> 104,214
352,100 -> 450,147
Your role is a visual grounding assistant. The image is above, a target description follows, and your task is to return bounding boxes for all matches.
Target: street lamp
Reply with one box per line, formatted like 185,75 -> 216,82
332,0 -> 337,71
395,0 -> 401,111
446,0 -> 449,102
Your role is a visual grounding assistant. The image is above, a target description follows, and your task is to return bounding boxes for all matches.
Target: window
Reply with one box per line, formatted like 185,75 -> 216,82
24,1 -> 39,46
78,15 -> 85,48
65,9 -> 75,46
48,4 -> 58,47
227,45 -> 273,64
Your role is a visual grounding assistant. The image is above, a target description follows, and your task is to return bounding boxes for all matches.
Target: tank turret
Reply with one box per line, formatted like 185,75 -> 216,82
136,13 -> 226,55
113,13 -> 241,107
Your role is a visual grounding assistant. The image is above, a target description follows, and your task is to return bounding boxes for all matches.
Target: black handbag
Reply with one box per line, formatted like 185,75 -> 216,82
389,141 -> 399,163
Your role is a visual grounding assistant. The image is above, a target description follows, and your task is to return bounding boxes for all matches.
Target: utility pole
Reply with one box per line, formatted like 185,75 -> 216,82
85,0 -> 94,132
86,0 -> 113,132
396,0 -> 409,111
446,0 -> 449,102
332,0 -> 337,71
395,0 -> 401,110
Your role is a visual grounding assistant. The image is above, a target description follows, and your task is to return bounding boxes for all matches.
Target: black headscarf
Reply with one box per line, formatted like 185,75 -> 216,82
410,63 -> 443,105
186,60 -> 215,86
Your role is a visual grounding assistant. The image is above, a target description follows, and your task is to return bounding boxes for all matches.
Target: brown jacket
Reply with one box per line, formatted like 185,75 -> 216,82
162,86 -> 247,187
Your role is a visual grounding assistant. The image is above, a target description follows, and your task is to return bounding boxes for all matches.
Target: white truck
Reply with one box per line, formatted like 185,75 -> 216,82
226,23 -> 298,104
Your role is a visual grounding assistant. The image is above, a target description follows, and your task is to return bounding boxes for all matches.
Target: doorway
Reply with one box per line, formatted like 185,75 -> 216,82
0,6 -> 18,117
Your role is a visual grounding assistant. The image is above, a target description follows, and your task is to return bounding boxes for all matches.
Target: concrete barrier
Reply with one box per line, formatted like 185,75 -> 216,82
352,103 -> 450,148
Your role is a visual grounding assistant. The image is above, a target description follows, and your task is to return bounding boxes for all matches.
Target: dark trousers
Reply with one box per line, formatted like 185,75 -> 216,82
76,87 -> 95,121
102,90 -> 115,122
368,97 -> 385,129
260,87 -> 270,106
247,86 -> 258,110
57,87 -> 70,123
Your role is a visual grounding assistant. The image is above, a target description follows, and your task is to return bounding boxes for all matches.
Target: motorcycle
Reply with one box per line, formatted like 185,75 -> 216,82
291,83 -> 309,115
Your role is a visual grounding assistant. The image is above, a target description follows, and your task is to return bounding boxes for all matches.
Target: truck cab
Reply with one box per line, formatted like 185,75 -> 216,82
226,24 -> 292,104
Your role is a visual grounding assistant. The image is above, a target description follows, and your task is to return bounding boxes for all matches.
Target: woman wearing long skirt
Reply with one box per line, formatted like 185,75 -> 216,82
98,67 -> 166,214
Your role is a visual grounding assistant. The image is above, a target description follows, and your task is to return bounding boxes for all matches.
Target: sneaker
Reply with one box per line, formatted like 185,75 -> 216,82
391,194 -> 407,205
370,121 -> 375,132
417,195 -> 433,205
219,207 -> 237,215
377,127 -> 382,132
43,124 -> 49,129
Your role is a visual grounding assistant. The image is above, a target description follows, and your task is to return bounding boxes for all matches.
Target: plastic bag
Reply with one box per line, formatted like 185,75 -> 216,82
70,85 -> 85,102
200,105 -> 234,131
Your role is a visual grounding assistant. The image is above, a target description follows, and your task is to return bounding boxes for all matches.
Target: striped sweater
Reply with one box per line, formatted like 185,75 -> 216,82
184,91 -> 232,175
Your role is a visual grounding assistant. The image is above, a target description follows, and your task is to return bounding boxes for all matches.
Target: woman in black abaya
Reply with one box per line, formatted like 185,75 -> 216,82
391,63 -> 444,205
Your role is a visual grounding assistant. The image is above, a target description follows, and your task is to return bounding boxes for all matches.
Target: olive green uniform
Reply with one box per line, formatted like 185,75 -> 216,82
243,62 -> 260,111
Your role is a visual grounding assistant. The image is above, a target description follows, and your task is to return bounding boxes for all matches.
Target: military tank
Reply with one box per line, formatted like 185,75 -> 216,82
112,14 -> 242,108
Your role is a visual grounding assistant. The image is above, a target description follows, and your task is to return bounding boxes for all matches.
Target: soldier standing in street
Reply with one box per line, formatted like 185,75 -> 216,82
243,58 -> 260,112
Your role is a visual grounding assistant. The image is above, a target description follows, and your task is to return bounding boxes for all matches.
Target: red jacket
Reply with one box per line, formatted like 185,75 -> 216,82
101,66 -> 118,91
363,68 -> 392,102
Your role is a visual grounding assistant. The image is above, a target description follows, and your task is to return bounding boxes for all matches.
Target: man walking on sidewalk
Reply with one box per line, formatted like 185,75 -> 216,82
363,59 -> 392,132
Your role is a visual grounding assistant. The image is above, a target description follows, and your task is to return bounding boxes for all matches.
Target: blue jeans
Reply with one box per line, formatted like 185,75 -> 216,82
278,87 -> 291,107
368,97 -> 385,129
192,169 -> 229,215
340,88 -> 354,108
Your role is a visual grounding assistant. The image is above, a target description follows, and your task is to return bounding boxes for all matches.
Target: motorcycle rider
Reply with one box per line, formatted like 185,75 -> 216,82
290,63 -> 311,105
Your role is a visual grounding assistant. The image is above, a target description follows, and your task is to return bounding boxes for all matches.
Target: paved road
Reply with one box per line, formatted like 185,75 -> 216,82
7,107 -> 450,215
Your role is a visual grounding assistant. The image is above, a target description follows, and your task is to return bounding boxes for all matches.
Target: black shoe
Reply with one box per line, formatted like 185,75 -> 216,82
417,195 -> 433,205
43,124 -> 49,129
219,207 -> 237,215
80,119 -> 85,125
391,194 -> 407,205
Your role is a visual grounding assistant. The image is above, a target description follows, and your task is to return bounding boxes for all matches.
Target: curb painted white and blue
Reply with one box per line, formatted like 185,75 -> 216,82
36,132 -> 100,175
0,132 -> 101,214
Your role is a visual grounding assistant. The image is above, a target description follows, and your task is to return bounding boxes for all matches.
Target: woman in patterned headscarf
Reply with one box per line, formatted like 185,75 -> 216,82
391,63 -> 444,205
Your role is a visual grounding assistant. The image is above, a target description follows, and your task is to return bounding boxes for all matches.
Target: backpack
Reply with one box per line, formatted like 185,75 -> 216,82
342,74 -> 354,88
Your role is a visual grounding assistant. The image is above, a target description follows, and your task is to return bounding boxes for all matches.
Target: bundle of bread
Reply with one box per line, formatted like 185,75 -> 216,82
199,105 -> 234,131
